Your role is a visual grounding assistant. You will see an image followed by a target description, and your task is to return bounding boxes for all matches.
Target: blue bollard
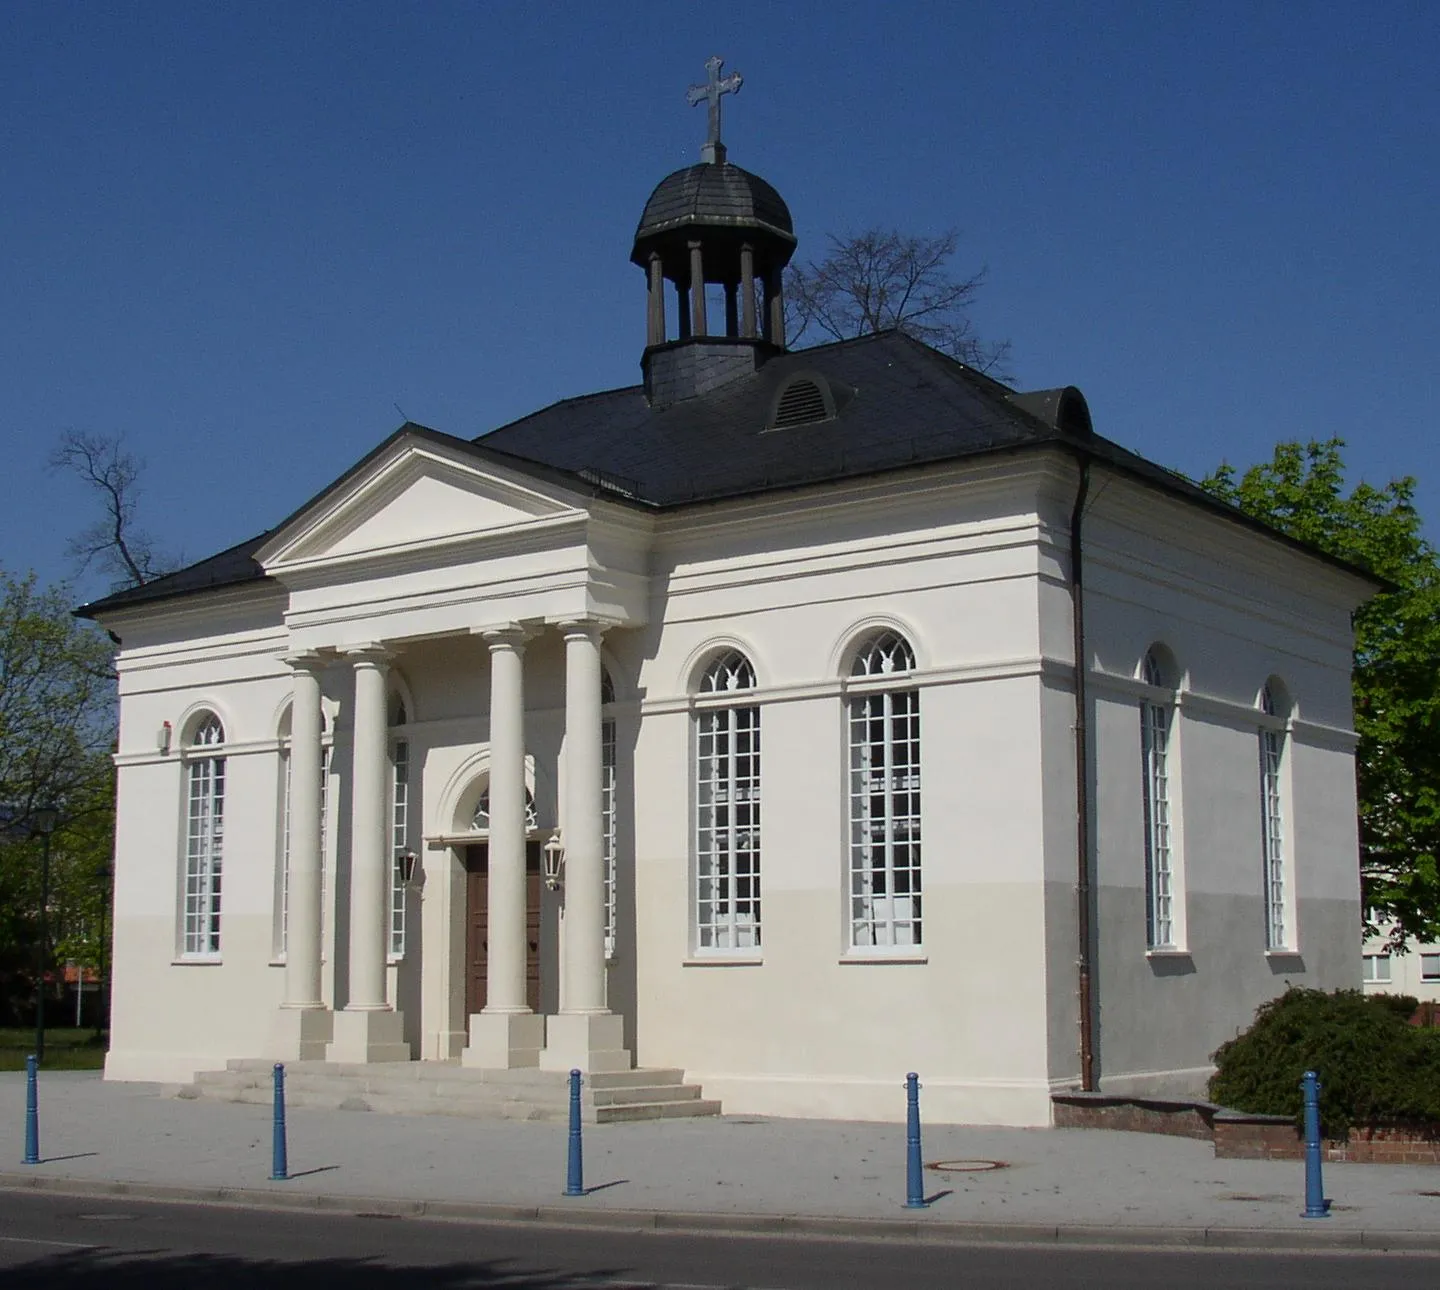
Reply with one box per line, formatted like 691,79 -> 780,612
565,1068 -> 584,1197
24,1054 -> 39,1166
904,1071 -> 927,1209
270,1062 -> 288,1181
1301,1069 -> 1330,1218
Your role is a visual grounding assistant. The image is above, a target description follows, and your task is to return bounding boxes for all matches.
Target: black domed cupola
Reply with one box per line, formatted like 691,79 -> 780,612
632,58 -> 798,405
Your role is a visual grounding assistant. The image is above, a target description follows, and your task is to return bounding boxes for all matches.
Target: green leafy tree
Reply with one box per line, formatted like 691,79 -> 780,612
0,568 -> 116,1022
1202,440 -> 1440,947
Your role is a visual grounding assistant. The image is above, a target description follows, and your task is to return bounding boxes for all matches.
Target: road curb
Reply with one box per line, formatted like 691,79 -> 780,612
1,1172 -> 1436,1252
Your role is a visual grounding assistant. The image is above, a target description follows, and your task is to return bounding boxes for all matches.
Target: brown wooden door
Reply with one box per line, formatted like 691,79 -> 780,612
464,843 -> 541,1015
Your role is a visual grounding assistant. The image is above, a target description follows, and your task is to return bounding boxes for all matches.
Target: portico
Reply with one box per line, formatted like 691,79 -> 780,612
252,429 -> 648,1073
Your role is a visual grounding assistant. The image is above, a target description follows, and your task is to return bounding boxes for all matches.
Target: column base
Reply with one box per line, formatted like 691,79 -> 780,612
539,1012 -> 631,1073
325,1008 -> 411,1063
461,1012 -> 545,1069
268,1006 -> 334,1061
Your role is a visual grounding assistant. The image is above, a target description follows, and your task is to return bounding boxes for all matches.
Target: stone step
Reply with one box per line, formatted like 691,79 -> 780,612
175,1060 -> 718,1123
587,1068 -> 686,1090
596,1098 -> 724,1123
591,1082 -> 702,1107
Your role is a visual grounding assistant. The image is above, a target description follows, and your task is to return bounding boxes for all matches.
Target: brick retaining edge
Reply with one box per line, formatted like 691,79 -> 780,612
1052,1091 -> 1440,1164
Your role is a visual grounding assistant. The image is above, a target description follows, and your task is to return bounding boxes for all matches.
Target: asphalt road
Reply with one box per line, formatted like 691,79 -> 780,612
0,1191 -> 1436,1289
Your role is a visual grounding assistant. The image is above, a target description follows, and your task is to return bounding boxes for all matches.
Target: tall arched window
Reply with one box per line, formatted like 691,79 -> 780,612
183,713 -> 226,957
848,631 -> 922,948
694,650 -> 761,951
1140,649 -> 1175,949
279,710 -> 331,957
389,697 -> 410,958
1258,681 -> 1290,949
601,667 -> 618,958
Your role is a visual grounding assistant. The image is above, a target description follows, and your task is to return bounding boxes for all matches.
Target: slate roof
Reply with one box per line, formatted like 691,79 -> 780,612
631,162 -> 795,258
77,330 -> 1375,620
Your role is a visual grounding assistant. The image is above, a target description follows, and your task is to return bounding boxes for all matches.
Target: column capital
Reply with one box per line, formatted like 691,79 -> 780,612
341,642 -> 392,667
282,649 -> 327,673
553,616 -> 619,643
475,622 -> 538,650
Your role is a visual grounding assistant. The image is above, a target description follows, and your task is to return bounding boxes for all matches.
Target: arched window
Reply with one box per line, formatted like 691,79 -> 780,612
389,696 -> 412,958
699,649 -> 755,694
694,650 -> 761,951
848,632 -> 921,949
1258,681 -> 1290,949
183,713 -> 226,956
1140,648 -> 1175,948
601,667 -> 618,958
278,710 -> 331,957
471,786 -> 539,832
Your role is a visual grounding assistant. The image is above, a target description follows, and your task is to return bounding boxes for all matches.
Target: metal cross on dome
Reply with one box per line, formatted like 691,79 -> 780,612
688,55 -> 742,164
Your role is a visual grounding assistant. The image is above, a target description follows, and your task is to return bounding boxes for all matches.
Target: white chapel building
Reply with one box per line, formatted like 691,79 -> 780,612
84,77 -> 1375,1125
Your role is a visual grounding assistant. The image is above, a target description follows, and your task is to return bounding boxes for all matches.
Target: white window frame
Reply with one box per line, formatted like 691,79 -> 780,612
1140,650 -> 1177,950
847,632 -> 922,952
1421,953 -> 1440,983
602,715 -> 618,959
1362,954 -> 1392,984
181,714 -> 226,959
693,650 -> 761,954
390,737 -> 410,959
1258,684 -> 1293,951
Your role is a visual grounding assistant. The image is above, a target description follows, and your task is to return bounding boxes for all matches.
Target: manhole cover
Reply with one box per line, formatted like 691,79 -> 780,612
926,1159 -> 1007,1173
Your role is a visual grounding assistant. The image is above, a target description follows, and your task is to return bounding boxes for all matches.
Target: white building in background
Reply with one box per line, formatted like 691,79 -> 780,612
83,77 -> 1378,1125
1362,922 -> 1440,1003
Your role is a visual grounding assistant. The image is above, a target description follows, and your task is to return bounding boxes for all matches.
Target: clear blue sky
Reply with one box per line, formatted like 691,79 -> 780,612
3,2 -> 1436,599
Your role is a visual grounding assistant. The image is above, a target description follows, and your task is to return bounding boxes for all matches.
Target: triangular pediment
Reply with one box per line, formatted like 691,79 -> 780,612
257,432 -> 588,572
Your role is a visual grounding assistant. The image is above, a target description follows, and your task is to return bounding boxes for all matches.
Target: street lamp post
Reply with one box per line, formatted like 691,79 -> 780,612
30,807 -> 59,1065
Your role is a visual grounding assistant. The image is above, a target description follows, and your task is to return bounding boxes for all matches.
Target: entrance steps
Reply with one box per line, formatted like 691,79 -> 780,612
176,1059 -> 721,1124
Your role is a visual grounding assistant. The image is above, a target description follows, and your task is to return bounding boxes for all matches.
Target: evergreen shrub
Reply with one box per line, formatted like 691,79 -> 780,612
1208,987 -> 1440,1134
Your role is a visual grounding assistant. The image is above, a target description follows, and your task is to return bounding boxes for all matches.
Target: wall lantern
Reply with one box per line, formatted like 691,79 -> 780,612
543,831 -> 565,891
398,851 -> 421,887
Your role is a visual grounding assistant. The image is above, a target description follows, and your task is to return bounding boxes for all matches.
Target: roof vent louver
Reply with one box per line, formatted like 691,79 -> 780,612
768,374 -> 835,430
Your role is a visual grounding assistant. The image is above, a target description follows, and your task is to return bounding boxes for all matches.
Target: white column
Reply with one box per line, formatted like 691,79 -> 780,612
347,647 -> 391,1009
284,656 -> 325,1008
269,652 -> 333,1060
561,623 -> 606,1013
463,625 -> 545,1068
483,627 -> 529,1014
328,644 -> 408,1062
541,620 -> 631,1073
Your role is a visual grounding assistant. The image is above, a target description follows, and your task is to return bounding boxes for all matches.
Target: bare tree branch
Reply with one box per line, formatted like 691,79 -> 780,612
785,227 -> 1012,376
50,431 -> 177,590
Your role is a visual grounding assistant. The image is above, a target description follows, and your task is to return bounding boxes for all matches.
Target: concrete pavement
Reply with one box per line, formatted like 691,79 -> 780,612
3,1070 -> 1438,1250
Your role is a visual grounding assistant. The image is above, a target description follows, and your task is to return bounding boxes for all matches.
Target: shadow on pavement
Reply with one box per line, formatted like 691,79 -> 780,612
5,1250 -> 637,1288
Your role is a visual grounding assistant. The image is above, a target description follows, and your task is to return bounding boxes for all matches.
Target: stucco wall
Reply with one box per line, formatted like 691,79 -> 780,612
97,449 -> 1372,1127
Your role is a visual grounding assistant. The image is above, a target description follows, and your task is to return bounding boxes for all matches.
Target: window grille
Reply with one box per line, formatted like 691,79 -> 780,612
1258,684 -> 1288,949
700,649 -> 755,694
848,633 -> 921,948
183,715 -> 226,956
1140,650 -> 1174,948
695,651 -> 760,950
603,717 -> 617,957
390,740 -> 409,957
472,786 -> 538,832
